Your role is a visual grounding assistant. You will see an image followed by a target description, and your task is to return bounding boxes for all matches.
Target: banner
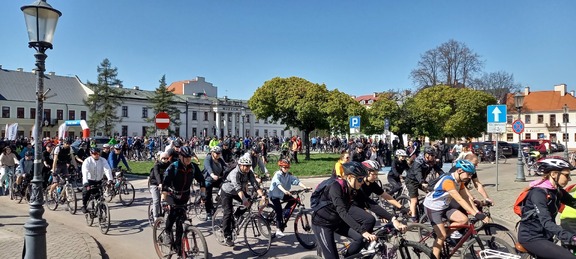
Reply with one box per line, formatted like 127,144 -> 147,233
5,123 -> 18,140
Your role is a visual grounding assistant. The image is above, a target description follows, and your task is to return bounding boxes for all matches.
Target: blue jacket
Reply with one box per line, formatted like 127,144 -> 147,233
108,152 -> 130,170
268,170 -> 300,199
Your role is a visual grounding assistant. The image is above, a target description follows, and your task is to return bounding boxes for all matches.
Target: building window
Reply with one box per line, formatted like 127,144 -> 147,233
246,115 -> 250,123
192,111 -> 197,121
17,108 -> 24,119
121,125 -> 128,136
175,127 -> 180,137
142,107 -> 148,118
525,133 -> 531,140
228,114 -> 232,122
507,115 -> 513,124
564,133 -> 569,142
204,112 -> 209,121
264,129 -> 268,137
69,110 -> 75,120
43,109 -> 51,121
537,115 -> 544,124
56,109 -> 63,120
550,133 -> 557,142
142,126 -> 148,137
2,107 -> 10,118
255,118 -> 259,124
192,127 -> 197,137
564,113 -> 570,123
255,129 -> 260,137
122,106 -> 128,117
30,108 -> 36,119
550,114 -> 556,126
525,115 -> 531,124
80,111 -> 87,120
506,133 -> 513,142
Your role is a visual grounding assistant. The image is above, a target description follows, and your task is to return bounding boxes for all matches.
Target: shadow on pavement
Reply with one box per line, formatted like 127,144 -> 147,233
106,218 -> 149,236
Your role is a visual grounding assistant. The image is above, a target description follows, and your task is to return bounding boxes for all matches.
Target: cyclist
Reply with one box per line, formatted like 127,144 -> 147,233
517,157 -> 576,259
333,149 -> 350,179
15,151 -> 33,191
81,148 -> 113,213
100,144 -> 111,161
268,159 -> 311,238
161,146 -> 206,254
0,148 -> 19,191
50,139 -> 77,196
405,146 -> 444,222
423,159 -> 486,259
149,152 -> 171,222
204,146 -> 227,221
219,155 -> 265,247
107,144 -> 131,172
312,161 -> 377,258
166,139 -> 183,163
454,154 -> 492,205
246,145 -> 269,182
42,143 -> 54,188
387,149 -> 409,198
350,143 -> 366,163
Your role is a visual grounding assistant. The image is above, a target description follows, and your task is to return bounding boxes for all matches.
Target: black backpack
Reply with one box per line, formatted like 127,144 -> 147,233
310,176 -> 346,213
427,171 -> 451,192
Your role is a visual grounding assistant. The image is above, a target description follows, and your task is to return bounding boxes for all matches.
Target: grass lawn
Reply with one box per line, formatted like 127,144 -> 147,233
127,153 -> 339,178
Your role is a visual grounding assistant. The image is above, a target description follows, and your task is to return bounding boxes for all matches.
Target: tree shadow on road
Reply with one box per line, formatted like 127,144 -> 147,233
105,218 -> 149,236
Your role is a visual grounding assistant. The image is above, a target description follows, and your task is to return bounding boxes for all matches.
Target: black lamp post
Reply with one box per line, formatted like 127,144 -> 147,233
514,93 -> 526,182
564,104 -> 569,159
21,1 -> 61,258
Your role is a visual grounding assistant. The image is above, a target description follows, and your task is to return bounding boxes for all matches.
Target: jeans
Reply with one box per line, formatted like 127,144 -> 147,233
150,185 -> 161,218
0,166 -> 15,194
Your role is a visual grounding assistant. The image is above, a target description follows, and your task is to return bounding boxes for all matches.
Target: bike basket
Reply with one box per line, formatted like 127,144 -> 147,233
478,249 -> 520,259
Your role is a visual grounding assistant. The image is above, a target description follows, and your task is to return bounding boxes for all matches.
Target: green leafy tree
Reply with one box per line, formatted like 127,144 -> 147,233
364,92 -> 400,135
83,58 -> 126,137
145,75 -> 182,136
444,88 -> 497,138
323,89 -> 366,135
248,77 -> 329,160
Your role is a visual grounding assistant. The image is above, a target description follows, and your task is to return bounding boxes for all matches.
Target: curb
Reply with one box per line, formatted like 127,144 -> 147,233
80,233 -> 103,259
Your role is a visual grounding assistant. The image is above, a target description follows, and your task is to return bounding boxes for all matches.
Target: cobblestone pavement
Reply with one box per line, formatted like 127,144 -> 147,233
0,196 -> 102,259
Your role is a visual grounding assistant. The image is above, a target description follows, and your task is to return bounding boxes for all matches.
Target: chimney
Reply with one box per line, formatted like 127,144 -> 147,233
17,68 -> 23,72
133,86 -> 139,90
524,86 -> 530,96
48,72 -> 55,76
373,92 -> 378,98
351,95 -> 356,99
554,84 -> 567,96
571,90 -> 575,96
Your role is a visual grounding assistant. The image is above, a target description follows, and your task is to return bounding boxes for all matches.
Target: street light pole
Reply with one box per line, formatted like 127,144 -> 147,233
514,93 -> 526,182
564,104 -> 569,159
21,1 -> 61,258
185,99 -> 189,140
241,107 -> 246,139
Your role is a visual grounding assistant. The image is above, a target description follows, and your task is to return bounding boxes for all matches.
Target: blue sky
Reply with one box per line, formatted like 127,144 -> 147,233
1,1 -> 575,100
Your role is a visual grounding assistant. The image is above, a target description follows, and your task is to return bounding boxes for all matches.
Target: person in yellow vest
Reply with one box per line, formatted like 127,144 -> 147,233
332,149 -> 350,178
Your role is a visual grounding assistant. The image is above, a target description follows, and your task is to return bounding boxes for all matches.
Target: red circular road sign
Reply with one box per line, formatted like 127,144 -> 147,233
512,119 -> 524,134
155,112 -> 170,129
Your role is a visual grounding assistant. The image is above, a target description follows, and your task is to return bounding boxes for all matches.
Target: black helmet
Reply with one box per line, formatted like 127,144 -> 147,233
90,147 -> 101,154
24,151 -> 34,156
179,146 -> 194,157
424,146 -> 436,155
342,161 -> 368,177
173,140 -> 183,147
251,144 -> 261,154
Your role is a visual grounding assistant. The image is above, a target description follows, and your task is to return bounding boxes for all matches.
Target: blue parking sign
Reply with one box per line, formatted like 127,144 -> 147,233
349,116 -> 361,128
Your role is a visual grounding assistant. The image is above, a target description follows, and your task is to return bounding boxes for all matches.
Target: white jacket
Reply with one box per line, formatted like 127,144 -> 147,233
81,156 -> 113,185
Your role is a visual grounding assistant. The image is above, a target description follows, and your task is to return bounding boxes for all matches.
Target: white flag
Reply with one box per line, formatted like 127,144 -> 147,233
6,123 -> 18,140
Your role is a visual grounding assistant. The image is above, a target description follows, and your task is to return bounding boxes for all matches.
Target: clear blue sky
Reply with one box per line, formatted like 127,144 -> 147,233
1,1 -> 575,100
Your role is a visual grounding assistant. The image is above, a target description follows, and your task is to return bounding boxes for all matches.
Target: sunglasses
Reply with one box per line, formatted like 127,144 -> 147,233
356,177 -> 364,183
561,173 -> 571,179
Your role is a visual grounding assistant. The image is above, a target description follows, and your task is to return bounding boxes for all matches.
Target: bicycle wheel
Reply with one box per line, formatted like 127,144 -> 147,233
24,184 -> 31,202
148,200 -> 155,227
153,218 -> 173,259
85,200 -> 94,226
461,235 -> 517,259
45,190 -> 58,211
244,214 -> 272,256
65,185 -> 77,214
396,240 -> 434,258
267,154 -> 278,163
260,204 -> 276,227
498,155 -> 507,164
294,211 -> 316,249
182,225 -> 209,259
476,223 -> 517,249
15,183 -> 24,204
103,184 -> 114,202
98,202 -> 111,234
119,182 -> 135,206
405,223 -> 435,247
211,208 -> 226,245
9,177 -> 16,201
192,195 -> 207,221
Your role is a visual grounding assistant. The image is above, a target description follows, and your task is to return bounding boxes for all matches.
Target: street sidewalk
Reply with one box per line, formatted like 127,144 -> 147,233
0,196 -> 102,259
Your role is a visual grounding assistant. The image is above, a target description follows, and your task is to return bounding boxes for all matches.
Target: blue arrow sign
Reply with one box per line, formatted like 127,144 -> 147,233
349,116 -> 361,128
487,105 -> 507,123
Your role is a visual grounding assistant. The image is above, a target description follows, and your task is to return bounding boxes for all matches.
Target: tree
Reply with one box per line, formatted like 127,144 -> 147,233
323,89 -> 366,135
83,59 -> 126,137
145,75 -> 182,136
444,88 -> 497,138
248,77 -> 329,160
468,71 -> 521,103
363,93 -> 400,135
411,39 -> 483,89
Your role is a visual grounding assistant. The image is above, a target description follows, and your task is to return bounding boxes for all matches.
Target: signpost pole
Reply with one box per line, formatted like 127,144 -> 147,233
496,138 -> 499,191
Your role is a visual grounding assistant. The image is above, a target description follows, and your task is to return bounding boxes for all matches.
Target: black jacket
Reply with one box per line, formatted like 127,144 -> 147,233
389,158 -> 409,179
518,187 -> 576,244
149,161 -> 170,186
162,160 -> 205,195
312,181 -> 367,234
406,154 -> 443,184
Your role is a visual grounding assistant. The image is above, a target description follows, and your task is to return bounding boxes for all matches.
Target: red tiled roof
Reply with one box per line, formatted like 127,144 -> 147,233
167,81 -> 189,95
354,94 -> 378,102
505,91 -> 576,113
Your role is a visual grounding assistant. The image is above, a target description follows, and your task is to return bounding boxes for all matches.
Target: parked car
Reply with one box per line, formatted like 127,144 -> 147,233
550,143 -> 559,152
93,137 -> 111,149
492,141 -> 513,157
553,142 -> 566,152
509,143 -> 533,156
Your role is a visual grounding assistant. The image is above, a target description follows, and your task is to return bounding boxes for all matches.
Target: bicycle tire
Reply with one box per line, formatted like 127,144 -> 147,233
405,223 -> 435,247
46,190 -> 58,211
182,225 -> 209,259
294,211 -> 316,249
260,204 -> 277,227
461,235 -> 517,259
211,208 -> 226,245
85,200 -> 94,226
476,222 -> 518,248
148,200 -> 154,227
103,184 -> 114,202
15,182 -> 24,204
267,154 -> 278,163
9,177 -> 15,201
119,182 -> 135,206
397,240 -> 434,258
153,218 -> 173,258
192,195 -> 207,221
98,202 -> 111,234
498,155 -> 507,164
244,214 -> 271,257
65,185 -> 77,214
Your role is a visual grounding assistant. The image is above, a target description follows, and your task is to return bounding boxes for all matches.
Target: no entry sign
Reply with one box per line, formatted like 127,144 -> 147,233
155,112 -> 170,129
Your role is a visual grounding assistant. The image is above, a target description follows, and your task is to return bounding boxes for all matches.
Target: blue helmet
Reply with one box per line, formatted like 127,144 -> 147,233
455,160 -> 476,174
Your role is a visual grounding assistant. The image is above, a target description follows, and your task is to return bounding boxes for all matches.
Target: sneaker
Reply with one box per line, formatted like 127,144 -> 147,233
81,206 -> 88,214
225,237 -> 234,247
449,231 -> 463,239
275,229 -> 285,238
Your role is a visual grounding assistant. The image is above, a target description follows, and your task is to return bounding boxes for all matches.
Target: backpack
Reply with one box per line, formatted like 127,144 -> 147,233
310,176 -> 346,213
513,185 -> 553,218
426,171 -> 451,192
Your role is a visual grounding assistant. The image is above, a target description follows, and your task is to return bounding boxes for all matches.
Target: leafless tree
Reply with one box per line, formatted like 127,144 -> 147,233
468,71 -> 521,103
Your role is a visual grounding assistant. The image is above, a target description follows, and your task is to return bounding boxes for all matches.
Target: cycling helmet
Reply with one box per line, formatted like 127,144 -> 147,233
211,146 -> 222,153
113,144 -> 122,149
251,145 -> 261,154
424,146 -> 436,155
238,156 -> 252,165
355,143 -> 364,149
395,149 -> 408,157
179,146 -> 194,157
455,160 -> 476,174
278,159 -> 291,168
90,147 -> 101,154
342,161 -> 368,177
24,151 -> 34,156
102,144 -> 110,148
173,139 -> 183,147
537,157 -> 574,173
361,160 -> 381,171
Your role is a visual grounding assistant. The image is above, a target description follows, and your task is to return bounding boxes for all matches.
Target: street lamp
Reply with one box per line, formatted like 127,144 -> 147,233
564,104 -> 569,159
514,93 -> 526,182
21,0 -> 61,258
241,107 -> 246,138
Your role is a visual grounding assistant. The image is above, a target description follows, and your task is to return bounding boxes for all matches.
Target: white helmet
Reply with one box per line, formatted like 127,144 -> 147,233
238,155 -> 252,165
361,160 -> 381,171
395,149 -> 408,156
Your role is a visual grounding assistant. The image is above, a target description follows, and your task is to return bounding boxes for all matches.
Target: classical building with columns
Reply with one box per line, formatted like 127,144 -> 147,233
0,66 -> 297,139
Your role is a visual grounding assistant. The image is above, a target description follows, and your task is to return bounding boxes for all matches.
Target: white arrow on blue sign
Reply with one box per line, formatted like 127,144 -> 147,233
487,105 -> 507,123
350,116 -> 361,128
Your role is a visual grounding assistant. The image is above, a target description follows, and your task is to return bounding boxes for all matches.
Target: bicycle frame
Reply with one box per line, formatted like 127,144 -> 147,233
421,222 -> 481,258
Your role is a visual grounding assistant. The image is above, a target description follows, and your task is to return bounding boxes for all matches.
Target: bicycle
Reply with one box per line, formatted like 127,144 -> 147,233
84,183 -> 111,234
8,171 -> 32,203
212,195 -> 272,256
261,188 -> 316,249
103,167 -> 135,206
45,174 -> 78,215
152,203 -> 209,259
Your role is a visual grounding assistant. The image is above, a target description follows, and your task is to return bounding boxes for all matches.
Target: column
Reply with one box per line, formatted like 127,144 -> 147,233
250,114 -> 255,137
231,113 -> 237,137
223,112 -> 229,137
215,111 -> 221,138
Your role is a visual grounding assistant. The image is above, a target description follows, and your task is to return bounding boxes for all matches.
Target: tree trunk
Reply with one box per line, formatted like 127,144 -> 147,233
304,130 -> 311,160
